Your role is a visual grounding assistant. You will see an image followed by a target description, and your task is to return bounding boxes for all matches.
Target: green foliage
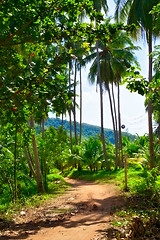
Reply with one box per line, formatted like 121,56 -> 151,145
0,0 -> 159,219
133,168 -> 160,201
82,136 -> 103,172
47,174 -> 64,182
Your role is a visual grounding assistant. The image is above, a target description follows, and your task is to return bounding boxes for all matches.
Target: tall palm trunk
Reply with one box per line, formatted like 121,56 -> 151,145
73,59 -> 78,148
69,61 -> 73,153
111,83 -> 120,165
79,64 -> 82,143
107,83 -> 119,169
117,81 -> 123,166
30,116 -> 44,193
148,31 -> 154,169
96,41 -> 110,171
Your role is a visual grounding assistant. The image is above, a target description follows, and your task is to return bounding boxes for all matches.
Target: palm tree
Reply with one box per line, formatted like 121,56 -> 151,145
94,0 -> 110,170
96,40 -> 111,170
76,0 -> 109,166
83,30 -> 139,168
115,0 -> 159,168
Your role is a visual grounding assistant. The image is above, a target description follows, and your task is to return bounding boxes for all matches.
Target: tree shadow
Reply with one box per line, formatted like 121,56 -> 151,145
0,194 -> 125,240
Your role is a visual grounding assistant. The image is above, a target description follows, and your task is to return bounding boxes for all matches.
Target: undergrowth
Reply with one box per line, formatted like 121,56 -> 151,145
0,170 -> 69,216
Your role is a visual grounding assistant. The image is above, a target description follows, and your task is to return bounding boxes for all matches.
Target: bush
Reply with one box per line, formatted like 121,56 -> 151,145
133,168 -> 160,201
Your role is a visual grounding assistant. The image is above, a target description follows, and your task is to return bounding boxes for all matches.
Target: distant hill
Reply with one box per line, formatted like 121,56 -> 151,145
44,118 -> 136,144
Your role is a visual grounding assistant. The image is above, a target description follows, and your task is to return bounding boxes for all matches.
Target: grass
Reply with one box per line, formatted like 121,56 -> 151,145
0,171 -> 69,216
64,165 -> 151,191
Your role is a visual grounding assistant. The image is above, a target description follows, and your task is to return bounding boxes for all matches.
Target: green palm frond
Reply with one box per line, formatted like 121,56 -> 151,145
93,0 -> 108,13
115,0 -> 159,40
81,52 -> 97,68
88,59 -> 98,84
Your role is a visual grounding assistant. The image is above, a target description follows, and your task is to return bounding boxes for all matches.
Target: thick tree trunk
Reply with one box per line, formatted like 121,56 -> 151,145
30,116 -> 44,193
79,64 -> 82,143
148,32 -> 154,169
96,41 -> 110,171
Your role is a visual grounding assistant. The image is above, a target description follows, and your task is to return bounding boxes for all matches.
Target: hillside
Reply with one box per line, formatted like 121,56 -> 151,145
44,118 -> 136,144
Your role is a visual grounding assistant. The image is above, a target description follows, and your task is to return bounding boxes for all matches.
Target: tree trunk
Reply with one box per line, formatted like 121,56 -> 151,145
69,61 -> 73,153
24,146 -> 36,178
41,115 -> 45,139
79,64 -> 82,143
111,83 -> 120,165
40,115 -> 45,176
107,83 -> 118,169
96,40 -> 110,171
117,81 -> 123,166
73,59 -> 78,148
41,114 -> 48,190
62,114 -> 64,127
148,31 -> 154,169
30,116 -> 44,193
159,112 -> 160,141
14,125 -> 18,202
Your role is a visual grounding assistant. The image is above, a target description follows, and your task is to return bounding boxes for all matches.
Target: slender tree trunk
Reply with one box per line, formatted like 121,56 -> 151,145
62,114 -> 64,127
79,64 -> 82,143
14,125 -> 18,202
73,59 -> 78,147
30,116 -> 44,193
159,112 -> 160,141
41,114 -> 48,190
107,83 -> 118,169
24,146 -> 36,178
96,41 -> 110,171
40,115 -> 45,176
111,83 -> 120,166
41,115 -> 45,139
69,61 -> 73,153
117,81 -> 123,166
148,31 -> 154,169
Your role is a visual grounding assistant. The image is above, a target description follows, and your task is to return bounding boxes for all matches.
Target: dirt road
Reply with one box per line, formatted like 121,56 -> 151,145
0,178 -> 125,240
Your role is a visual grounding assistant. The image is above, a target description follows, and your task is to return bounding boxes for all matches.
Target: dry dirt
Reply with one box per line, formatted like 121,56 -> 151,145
0,178 -> 125,240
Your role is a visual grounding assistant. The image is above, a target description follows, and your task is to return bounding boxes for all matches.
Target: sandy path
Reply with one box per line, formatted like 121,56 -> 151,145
0,178 -> 125,240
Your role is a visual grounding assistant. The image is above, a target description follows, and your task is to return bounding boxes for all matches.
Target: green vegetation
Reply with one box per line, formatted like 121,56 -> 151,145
0,2 -> 160,238
65,165 -> 160,197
